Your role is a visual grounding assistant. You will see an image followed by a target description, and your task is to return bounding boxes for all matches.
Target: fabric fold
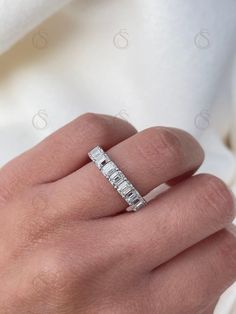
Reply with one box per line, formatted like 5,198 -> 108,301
0,0 -> 72,54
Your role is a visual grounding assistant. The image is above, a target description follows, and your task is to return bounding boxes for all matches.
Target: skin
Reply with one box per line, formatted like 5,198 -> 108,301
0,113 -> 235,314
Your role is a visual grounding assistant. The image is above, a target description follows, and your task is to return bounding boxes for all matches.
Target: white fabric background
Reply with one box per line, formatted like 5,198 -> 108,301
0,0 -> 236,312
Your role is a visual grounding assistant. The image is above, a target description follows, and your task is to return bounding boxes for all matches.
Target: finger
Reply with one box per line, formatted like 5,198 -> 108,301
0,113 -> 136,203
50,127 -> 204,218
111,174 -> 235,271
149,227 -> 236,314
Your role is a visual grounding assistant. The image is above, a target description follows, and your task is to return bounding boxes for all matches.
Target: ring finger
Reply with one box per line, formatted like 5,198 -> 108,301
49,127 -> 204,218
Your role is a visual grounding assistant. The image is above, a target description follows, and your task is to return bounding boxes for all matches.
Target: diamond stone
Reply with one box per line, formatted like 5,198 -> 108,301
88,147 -> 110,169
126,190 -> 139,205
117,181 -> 133,196
101,161 -> 117,177
89,146 -> 103,160
109,171 -> 124,187
95,154 -> 110,169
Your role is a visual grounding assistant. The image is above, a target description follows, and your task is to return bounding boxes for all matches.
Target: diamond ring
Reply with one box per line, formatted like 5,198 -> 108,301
88,146 -> 147,212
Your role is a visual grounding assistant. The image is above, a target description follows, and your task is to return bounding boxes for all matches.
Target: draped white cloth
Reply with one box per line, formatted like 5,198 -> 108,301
0,0 -> 236,312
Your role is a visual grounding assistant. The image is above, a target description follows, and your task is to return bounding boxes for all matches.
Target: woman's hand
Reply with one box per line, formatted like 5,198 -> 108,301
0,113 -> 235,314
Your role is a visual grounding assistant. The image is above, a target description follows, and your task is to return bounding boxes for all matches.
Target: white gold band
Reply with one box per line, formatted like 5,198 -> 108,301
88,146 -> 147,212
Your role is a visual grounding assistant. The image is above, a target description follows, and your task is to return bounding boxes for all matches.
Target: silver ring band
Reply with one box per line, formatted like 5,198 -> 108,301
88,146 -> 147,212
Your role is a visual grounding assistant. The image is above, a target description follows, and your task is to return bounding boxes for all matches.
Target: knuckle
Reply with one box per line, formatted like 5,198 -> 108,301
33,253 -> 74,300
33,270 -> 67,295
138,127 -> 183,169
80,112 -> 101,125
155,127 -> 182,150
19,213 -> 55,250
80,112 -> 110,139
199,174 -> 235,223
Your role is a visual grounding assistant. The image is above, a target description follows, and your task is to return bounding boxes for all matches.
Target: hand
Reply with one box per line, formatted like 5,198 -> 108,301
0,113 -> 235,314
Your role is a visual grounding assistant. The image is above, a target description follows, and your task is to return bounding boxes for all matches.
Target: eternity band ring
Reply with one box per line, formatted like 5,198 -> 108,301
88,146 -> 147,212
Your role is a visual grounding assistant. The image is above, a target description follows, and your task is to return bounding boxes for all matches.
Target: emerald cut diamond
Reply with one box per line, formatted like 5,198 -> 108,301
117,181 -> 133,196
89,146 -> 103,160
109,171 -> 124,187
101,161 -> 117,177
